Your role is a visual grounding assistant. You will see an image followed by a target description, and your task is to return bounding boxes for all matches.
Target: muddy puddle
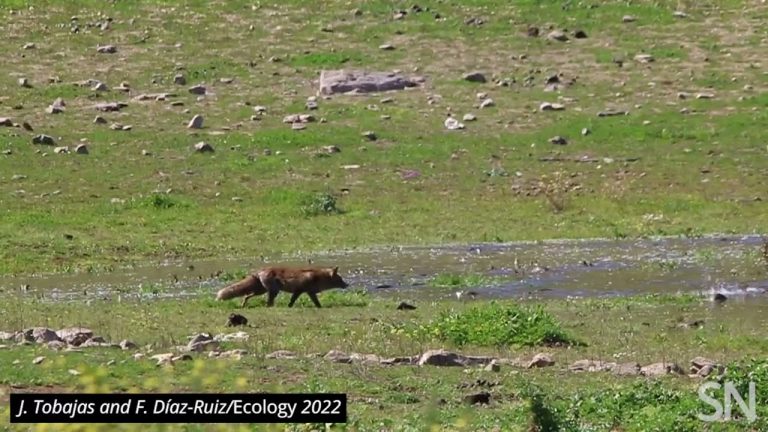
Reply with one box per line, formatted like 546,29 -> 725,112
1,234 -> 766,304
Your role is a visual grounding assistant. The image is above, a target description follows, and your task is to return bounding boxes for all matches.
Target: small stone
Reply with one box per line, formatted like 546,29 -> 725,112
226,313 -> 248,327
305,100 -> 318,110
463,113 -> 477,122
418,349 -> 464,367
33,356 -> 46,365
463,72 -> 487,83
324,350 -> 352,364
188,84 -> 206,95
96,45 -> 117,53
362,131 -> 377,141
581,128 -> 590,136
696,92 -> 715,99
187,115 -> 204,129
91,81 -> 108,91
94,102 -> 127,112
573,29 -> 588,39
444,116 -> 465,130
321,145 -> 341,154
54,146 -> 70,154
540,102 -> 565,111
622,15 -> 636,23
396,302 -> 417,310
18,77 -> 32,88
527,26 -> 540,37
292,123 -> 306,130
484,360 -> 501,372
266,350 -> 297,359
597,109 -> 628,117
0,118 -> 13,127
640,362 -> 685,377
142,149 -> 152,156
219,77 -> 234,84
93,116 -> 107,124
547,30 -> 568,42
253,106 -> 267,114
549,136 -> 568,145
68,369 -> 81,376
32,135 -> 55,145
23,42 -> 36,50
119,340 -> 138,350
379,44 -> 395,50
173,74 -> 186,85
193,141 -> 214,153
479,98 -> 495,108
46,105 -> 64,115
634,54 -> 655,63
527,353 -> 554,368
463,392 -> 491,405
673,11 -> 688,18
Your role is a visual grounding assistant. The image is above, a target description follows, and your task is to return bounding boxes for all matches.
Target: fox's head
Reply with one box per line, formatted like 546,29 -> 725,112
327,266 -> 349,289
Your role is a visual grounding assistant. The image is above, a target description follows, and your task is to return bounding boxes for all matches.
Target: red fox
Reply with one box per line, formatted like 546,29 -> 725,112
215,266 -> 349,308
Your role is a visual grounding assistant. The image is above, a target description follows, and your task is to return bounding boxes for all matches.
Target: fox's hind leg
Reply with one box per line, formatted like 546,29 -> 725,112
287,291 -> 302,307
307,292 -> 322,308
260,277 -> 282,307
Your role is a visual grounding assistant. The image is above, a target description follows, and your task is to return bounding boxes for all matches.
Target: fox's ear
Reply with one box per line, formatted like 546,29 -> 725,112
332,266 -> 339,275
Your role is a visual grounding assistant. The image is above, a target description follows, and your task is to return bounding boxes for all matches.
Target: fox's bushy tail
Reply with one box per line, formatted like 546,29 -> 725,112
216,274 -> 264,300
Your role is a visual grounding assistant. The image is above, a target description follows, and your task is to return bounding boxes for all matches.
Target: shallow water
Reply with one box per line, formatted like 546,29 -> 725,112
1,234 -> 766,304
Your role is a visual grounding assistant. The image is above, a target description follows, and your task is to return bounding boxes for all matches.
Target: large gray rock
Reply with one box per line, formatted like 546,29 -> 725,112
319,70 -> 422,95
56,327 -> 93,346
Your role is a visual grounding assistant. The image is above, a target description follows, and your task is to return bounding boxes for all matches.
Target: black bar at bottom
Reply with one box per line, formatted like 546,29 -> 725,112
9,393 -> 347,423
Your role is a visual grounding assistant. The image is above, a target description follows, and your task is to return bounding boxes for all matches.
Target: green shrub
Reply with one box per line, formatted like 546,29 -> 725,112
422,302 -> 583,348
300,192 -> 342,217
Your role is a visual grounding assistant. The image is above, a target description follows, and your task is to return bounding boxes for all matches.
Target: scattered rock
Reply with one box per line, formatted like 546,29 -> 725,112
463,72 -> 486,83
46,105 -> 64,115
622,15 -> 637,23
547,30 -> 568,42
173,74 -> 186,85
305,99 -> 318,110
324,350 -> 352,364
94,102 -> 127,112
569,359 -> 616,372
119,340 -> 138,350
444,115 -> 465,130
212,349 -> 247,359
379,44 -> 395,51
463,113 -> 477,122
463,391 -> 491,405
319,69 -> 421,95
573,29 -> 588,39
150,353 -> 175,365
226,313 -> 248,327
188,85 -> 206,95
47,341 -> 67,350
379,356 -> 419,365
418,350 -> 465,367
54,146 -> 69,154
526,26 -> 540,37
193,142 -> 214,153
713,293 -> 727,303
266,350 -> 297,359
690,357 -> 723,378
93,116 -> 107,124
96,45 -> 117,53
33,356 -> 46,365
55,327 -> 93,346
614,362 -> 641,376
527,353 -> 555,368
32,135 -> 56,145
91,81 -> 108,91
0,118 -> 13,127
283,114 -> 315,124
640,362 -> 685,377
22,42 -> 36,50
479,98 -> 495,109
397,302 -> 416,310
673,10 -> 688,18
213,331 -> 249,342
484,360 -> 501,372
75,144 -> 89,154
597,109 -> 628,117
361,131 -> 377,141
187,333 -> 219,352
18,77 -> 32,88
187,115 -> 204,129
549,136 -> 568,145
0,331 -> 16,341
696,92 -> 715,99
540,102 -> 565,111
634,54 -> 655,63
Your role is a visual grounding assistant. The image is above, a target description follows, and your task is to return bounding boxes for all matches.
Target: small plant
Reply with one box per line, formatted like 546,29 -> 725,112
420,302 -> 583,348
143,193 -> 177,210
300,192 -> 342,217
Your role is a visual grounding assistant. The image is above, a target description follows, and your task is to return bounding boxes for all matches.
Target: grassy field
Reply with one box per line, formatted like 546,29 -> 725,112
0,0 -> 766,275
1,0 -> 768,430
